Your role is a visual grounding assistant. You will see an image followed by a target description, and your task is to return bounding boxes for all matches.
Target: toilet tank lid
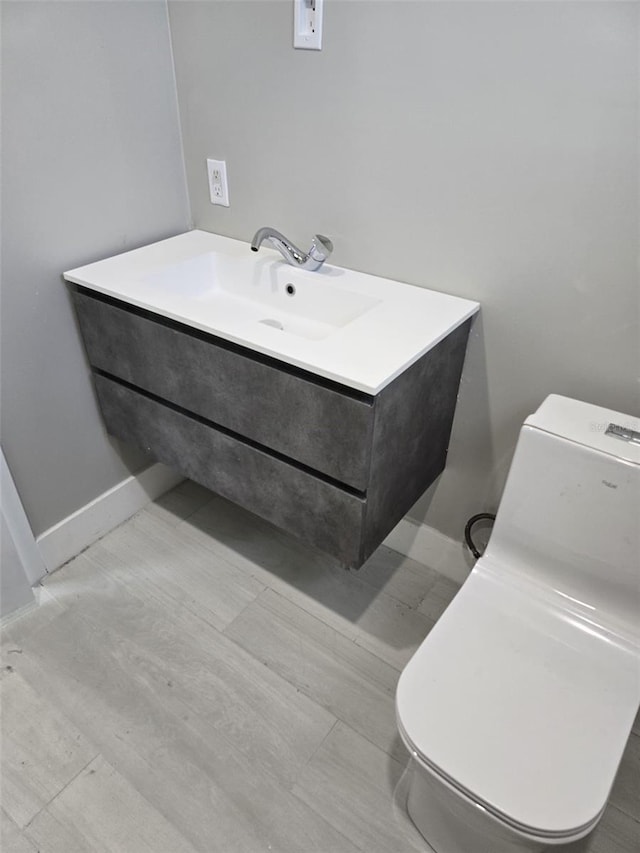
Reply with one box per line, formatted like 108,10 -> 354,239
526,395 -> 640,466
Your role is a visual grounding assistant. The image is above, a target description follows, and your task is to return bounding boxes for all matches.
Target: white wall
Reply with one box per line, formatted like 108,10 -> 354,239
1,1 -> 190,536
168,0 -> 639,540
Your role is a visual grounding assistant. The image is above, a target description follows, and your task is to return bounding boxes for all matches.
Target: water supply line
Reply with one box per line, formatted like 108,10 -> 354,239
464,513 -> 496,559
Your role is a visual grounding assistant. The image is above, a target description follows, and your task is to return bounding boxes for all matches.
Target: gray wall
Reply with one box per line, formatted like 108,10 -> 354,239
1,1 -> 190,535
168,0 -> 639,540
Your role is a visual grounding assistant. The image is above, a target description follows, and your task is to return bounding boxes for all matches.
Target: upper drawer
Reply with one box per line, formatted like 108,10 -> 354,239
73,291 -> 374,490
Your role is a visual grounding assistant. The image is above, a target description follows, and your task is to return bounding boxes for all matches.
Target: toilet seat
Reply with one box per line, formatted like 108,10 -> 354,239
395,732 -> 603,843
396,558 -> 640,841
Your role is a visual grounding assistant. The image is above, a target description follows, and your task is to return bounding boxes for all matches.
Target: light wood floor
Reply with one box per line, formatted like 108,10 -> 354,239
1,480 -> 639,852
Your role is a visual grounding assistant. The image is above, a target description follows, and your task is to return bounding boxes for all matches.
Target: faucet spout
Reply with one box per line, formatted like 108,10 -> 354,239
251,227 -> 333,271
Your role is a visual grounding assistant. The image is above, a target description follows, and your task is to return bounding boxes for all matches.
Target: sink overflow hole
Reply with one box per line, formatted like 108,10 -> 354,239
285,284 -> 296,296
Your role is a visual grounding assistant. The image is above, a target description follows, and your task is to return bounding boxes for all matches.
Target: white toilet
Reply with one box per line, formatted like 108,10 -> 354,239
396,395 -> 640,853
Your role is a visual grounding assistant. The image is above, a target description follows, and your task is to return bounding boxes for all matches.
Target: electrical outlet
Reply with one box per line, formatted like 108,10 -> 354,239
207,158 -> 229,207
294,0 -> 323,51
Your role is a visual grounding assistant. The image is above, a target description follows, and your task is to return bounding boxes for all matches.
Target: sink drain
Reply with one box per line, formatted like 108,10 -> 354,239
259,318 -> 284,331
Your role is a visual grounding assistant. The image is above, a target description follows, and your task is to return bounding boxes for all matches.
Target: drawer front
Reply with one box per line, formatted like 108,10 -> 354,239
94,375 -> 366,567
75,293 -> 373,491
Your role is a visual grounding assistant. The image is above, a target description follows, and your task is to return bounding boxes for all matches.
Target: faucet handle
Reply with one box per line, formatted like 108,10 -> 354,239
309,234 -> 333,264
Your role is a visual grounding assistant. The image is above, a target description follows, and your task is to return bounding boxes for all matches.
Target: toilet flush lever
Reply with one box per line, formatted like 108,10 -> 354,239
605,423 -> 640,445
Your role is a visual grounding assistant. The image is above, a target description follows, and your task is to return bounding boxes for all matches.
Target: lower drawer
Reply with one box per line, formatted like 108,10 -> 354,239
94,374 -> 366,566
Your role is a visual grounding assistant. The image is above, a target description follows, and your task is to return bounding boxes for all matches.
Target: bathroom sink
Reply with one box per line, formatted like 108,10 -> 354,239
65,230 -> 480,566
140,251 -> 381,342
64,230 -> 479,394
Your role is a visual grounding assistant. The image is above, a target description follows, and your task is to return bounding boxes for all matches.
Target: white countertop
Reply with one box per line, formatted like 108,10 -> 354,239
64,230 -> 479,394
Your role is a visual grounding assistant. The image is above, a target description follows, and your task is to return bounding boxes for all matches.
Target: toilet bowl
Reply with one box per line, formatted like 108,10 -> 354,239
396,395 -> 640,853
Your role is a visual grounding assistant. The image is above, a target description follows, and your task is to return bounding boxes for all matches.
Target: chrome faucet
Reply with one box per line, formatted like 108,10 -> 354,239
251,227 -> 333,271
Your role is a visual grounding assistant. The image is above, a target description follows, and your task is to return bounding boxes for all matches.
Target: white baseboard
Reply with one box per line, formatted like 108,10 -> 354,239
383,517 -> 474,584
36,463 -> 183,575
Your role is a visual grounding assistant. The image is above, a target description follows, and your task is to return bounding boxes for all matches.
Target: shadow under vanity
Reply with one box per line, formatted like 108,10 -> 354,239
66,231 -> 478,569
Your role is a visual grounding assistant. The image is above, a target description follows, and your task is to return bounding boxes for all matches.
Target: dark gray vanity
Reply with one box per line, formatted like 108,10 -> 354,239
65,230 -> 477,569
71,287 -> 472,568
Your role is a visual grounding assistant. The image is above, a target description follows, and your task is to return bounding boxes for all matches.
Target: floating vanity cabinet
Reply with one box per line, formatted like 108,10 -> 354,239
65,229 -> 478,569
71,288 -> 471,568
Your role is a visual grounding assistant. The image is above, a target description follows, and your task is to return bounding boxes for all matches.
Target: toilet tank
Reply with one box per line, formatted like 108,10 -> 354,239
485,395 -> 640,638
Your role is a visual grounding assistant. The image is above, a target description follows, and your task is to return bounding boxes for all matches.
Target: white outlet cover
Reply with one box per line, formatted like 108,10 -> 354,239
294,0 -> 323,51
207,158 -> 229,207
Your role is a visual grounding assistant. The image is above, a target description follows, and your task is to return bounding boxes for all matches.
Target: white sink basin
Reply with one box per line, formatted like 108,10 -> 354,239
64,230 -> 479,394
141,251 -> 381,342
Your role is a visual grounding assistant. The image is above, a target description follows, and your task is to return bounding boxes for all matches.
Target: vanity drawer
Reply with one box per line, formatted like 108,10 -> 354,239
94,374 -> 366,566
74,292 -> 373,491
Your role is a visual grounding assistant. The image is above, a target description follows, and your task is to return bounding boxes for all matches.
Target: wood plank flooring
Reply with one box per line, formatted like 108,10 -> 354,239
1,480 -> 639,852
